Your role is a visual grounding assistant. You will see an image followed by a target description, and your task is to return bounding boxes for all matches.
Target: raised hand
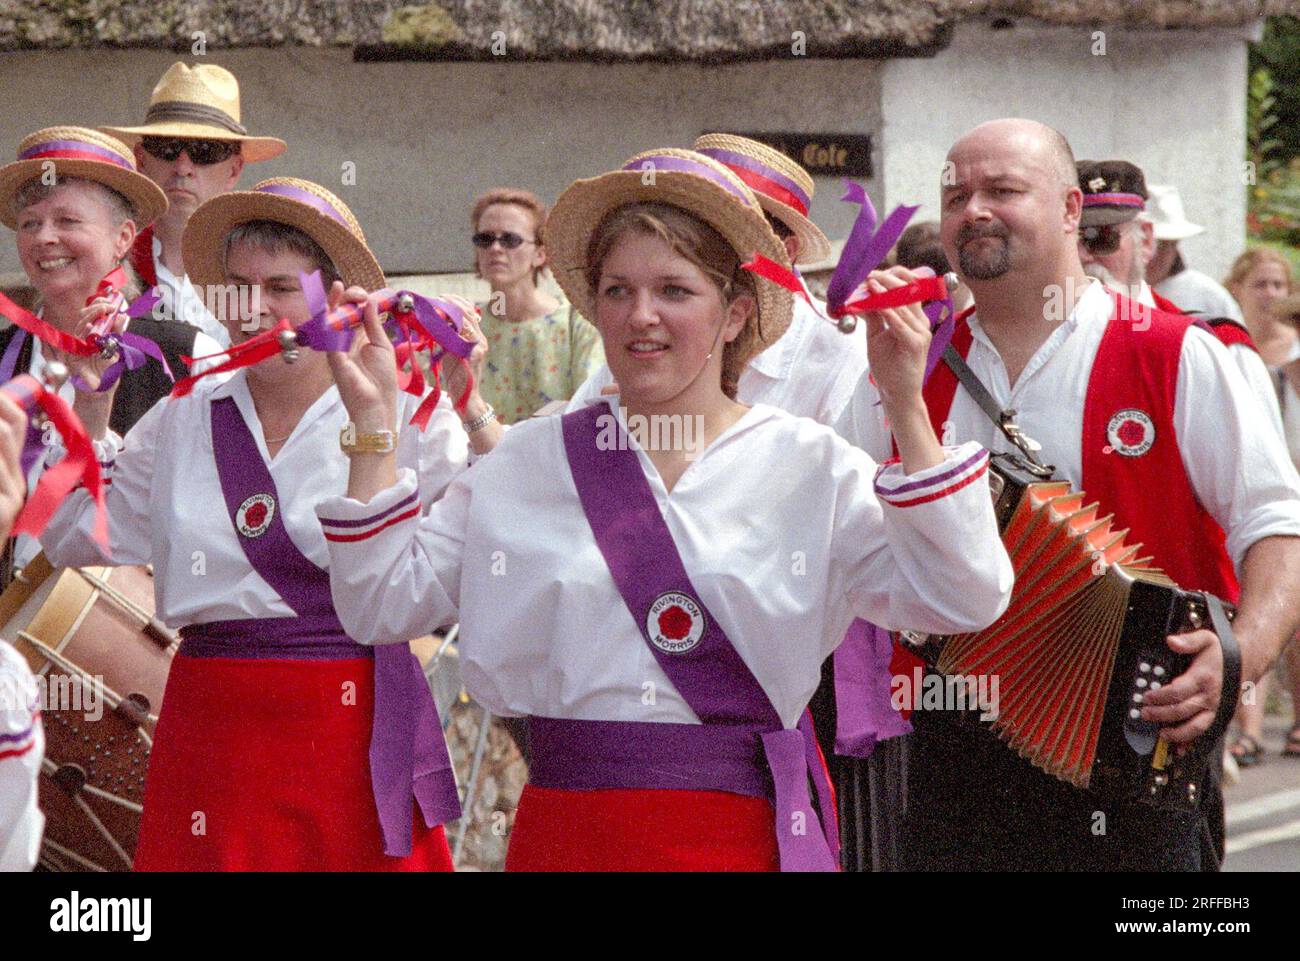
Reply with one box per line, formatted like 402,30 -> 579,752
324,282 -> 397,434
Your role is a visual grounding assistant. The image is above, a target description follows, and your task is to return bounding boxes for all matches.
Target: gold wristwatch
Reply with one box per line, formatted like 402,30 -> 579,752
339,426 -> 396,454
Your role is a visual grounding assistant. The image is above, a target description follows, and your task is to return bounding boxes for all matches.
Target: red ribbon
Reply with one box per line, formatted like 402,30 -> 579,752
0,267 -> 134,358
837,275 -> 949,318
741,254 -> 818,310
1,374 -> 107,550
170,321 -> 291,397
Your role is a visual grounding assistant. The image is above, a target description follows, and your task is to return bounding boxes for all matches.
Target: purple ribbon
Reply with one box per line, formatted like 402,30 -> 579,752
72,288 -> 174,393
621,154 -> 753,205
827,182 -> 918,313
294,271 -> 475,360
833,619 -> 914,757
256,182 -> 351,227
20,139 -> 135,170
695,146 -> 813,213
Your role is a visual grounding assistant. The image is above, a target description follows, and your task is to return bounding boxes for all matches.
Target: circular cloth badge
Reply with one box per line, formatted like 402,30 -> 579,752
236,493 -> 276,538
646,591 -> 706,654
1106,408 -> 1155,457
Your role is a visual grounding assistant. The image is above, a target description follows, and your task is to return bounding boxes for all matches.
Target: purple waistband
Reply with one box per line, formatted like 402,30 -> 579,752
527,716 -> 773,797
178,614 -> 370,660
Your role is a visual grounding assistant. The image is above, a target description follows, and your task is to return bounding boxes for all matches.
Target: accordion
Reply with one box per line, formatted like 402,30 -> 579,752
905,453 -> 1240,811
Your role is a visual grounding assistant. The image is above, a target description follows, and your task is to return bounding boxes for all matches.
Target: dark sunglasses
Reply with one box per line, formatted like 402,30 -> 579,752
1080,223 -> 1126,256
472,231 -> 534,250
141,137 -> 240,165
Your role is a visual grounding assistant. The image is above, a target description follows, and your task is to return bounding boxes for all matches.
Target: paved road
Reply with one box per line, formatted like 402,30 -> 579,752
1224,714 -> 1300,871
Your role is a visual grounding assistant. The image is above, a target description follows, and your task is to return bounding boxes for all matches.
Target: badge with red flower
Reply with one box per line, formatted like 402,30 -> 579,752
646,591 -> 706,654
236,493 -> 276,538
1106,408 -> 1155,457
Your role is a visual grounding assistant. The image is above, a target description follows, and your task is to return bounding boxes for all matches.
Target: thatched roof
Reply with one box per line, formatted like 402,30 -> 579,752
3,1 -> 1298,60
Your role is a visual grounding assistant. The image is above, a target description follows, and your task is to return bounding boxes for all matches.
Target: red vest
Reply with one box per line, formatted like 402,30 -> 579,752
919,294 -> 1240,603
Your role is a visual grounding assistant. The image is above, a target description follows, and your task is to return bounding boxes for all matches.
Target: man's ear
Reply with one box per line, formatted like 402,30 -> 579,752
783,233 -> 801,265
1063,185 -> 1084,234
1137,219 -> 1156,270
226,154 -> 245,190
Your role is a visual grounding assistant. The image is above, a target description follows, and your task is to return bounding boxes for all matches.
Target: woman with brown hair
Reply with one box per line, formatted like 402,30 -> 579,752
317,149 -> 1011,871
470,188 -> 604,423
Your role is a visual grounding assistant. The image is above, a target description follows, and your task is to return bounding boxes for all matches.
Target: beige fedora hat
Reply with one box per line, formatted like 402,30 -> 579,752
692,133 -> 832,266
183,177 -> 384,292
1144,184 -> 1206,242
0,126 -> 168,230
545,148 -> 794,372
101,62 -> 286,163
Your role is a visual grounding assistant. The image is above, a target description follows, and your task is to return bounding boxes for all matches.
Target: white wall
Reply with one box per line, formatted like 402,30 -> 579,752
0,49 -> 883,278
880,21 -> 1254,282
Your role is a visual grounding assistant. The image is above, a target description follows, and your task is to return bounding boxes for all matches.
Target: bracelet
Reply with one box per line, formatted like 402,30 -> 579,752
462,404 -> 496,434
339,426 -> 395,454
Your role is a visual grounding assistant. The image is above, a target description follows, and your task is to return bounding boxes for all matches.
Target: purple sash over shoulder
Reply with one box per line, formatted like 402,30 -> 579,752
555,403 -> 839,872
204,396 -> 460,857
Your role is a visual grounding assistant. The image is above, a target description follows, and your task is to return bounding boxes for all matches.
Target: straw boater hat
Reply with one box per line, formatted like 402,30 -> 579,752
101,62 -> 286,163
182,177 -> 384,291
545,148 -> 794,367
0,126 -> 168,230
692,133 -> 832,266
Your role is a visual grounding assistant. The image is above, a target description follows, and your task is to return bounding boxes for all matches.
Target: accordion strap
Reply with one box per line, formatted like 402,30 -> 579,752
942,344 -> 1053,474
1198,594 -> 1243,757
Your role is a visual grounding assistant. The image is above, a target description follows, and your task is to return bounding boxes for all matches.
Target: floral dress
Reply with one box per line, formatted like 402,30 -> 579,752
478,302 -> 605,424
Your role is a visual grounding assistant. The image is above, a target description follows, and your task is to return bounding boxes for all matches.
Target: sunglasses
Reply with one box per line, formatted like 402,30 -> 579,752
1080,223 -> 1132,256
141,137 -> 240,165
472,231 -> 535,250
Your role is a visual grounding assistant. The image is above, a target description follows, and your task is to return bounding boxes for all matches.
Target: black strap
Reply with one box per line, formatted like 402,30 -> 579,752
1200,595 -> 1243,756
941,344 -> 1051,471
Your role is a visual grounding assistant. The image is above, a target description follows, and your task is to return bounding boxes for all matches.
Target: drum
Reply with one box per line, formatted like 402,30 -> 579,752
0,553 -> 176,871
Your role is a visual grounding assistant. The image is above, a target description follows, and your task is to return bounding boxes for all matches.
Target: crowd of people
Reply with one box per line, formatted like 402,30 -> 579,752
1,60 -> 1299,873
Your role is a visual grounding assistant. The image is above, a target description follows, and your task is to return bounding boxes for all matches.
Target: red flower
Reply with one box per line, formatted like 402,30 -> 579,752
658,605 -> 693,640
244,501 -> 268,529
1117,420 -> 1144,447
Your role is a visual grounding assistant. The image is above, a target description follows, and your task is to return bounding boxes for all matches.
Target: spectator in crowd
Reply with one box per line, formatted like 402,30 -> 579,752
1224,249 -> 1300,764
1145,183 -> 1246,321
471,188 -> 604,424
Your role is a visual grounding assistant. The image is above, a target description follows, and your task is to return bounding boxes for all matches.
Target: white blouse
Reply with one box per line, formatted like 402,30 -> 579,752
317,397 -> 1013,729
39,371 -> 469,626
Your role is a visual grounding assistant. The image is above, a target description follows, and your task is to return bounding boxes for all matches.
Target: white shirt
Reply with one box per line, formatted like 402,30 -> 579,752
317,397 -> 1012,729
151,234 -> 233,349
567,290 -> 867,427
11,324 -> 226,571
835,279 -> 1300,569
40,371 -> 469,626
0,640 -> 43,872
1155,267 -> 1245,324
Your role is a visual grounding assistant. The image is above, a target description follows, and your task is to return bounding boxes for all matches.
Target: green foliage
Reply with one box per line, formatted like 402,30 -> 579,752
1250,16 -> 1300,163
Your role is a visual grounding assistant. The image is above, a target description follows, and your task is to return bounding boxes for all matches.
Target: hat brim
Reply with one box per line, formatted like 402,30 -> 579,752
100,124 -> 286,163
1152,222 -> 1205,241
181,190 -> 385,294
754,194 -> 832,265
1080,206 -> 1140,228
545,170 -> 794,356
0,157 -> 168,230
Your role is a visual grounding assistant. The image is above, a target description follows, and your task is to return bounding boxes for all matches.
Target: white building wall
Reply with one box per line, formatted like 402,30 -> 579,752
880,21 -> 1255,282
0,49 -> 883,278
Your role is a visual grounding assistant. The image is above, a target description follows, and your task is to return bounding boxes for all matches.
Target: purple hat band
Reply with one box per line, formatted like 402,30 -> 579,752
18,139 -> 135,171
1083,191 -> 1145,209
695,146 -> 812,214
256,182 -> 351,228
620,154 -> 753,206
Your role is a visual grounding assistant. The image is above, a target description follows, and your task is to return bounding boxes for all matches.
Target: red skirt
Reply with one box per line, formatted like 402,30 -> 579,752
134,653 -> 452,872
506,784 -> 779,872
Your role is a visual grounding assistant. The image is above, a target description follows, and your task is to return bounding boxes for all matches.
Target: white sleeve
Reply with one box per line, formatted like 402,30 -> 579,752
0,642 -> 44,872
832,369 -> 895,460
400,388 -> 469,505
1231,343 -> 1286,442
564,363 -> 615,413
318,466 -> 471,645
1175,327 -> 1300,567
829,438 -> 1013,637
39,397 -> 163,569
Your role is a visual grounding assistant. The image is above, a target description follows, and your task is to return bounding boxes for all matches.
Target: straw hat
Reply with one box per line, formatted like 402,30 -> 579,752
545,148 -> 794,364
692,133 -> 832,265
1144,184 -> 1206,241
182,178 -> 384,291
101,62 -> 286,163
0,126 -> 168,230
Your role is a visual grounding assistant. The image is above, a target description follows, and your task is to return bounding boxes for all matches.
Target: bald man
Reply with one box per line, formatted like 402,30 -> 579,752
837,118 -> 1300,871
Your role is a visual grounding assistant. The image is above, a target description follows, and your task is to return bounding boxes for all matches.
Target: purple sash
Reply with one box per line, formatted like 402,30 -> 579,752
559,403 -> 839,872
208,396 -> 460,856
0,329 -> 47,475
